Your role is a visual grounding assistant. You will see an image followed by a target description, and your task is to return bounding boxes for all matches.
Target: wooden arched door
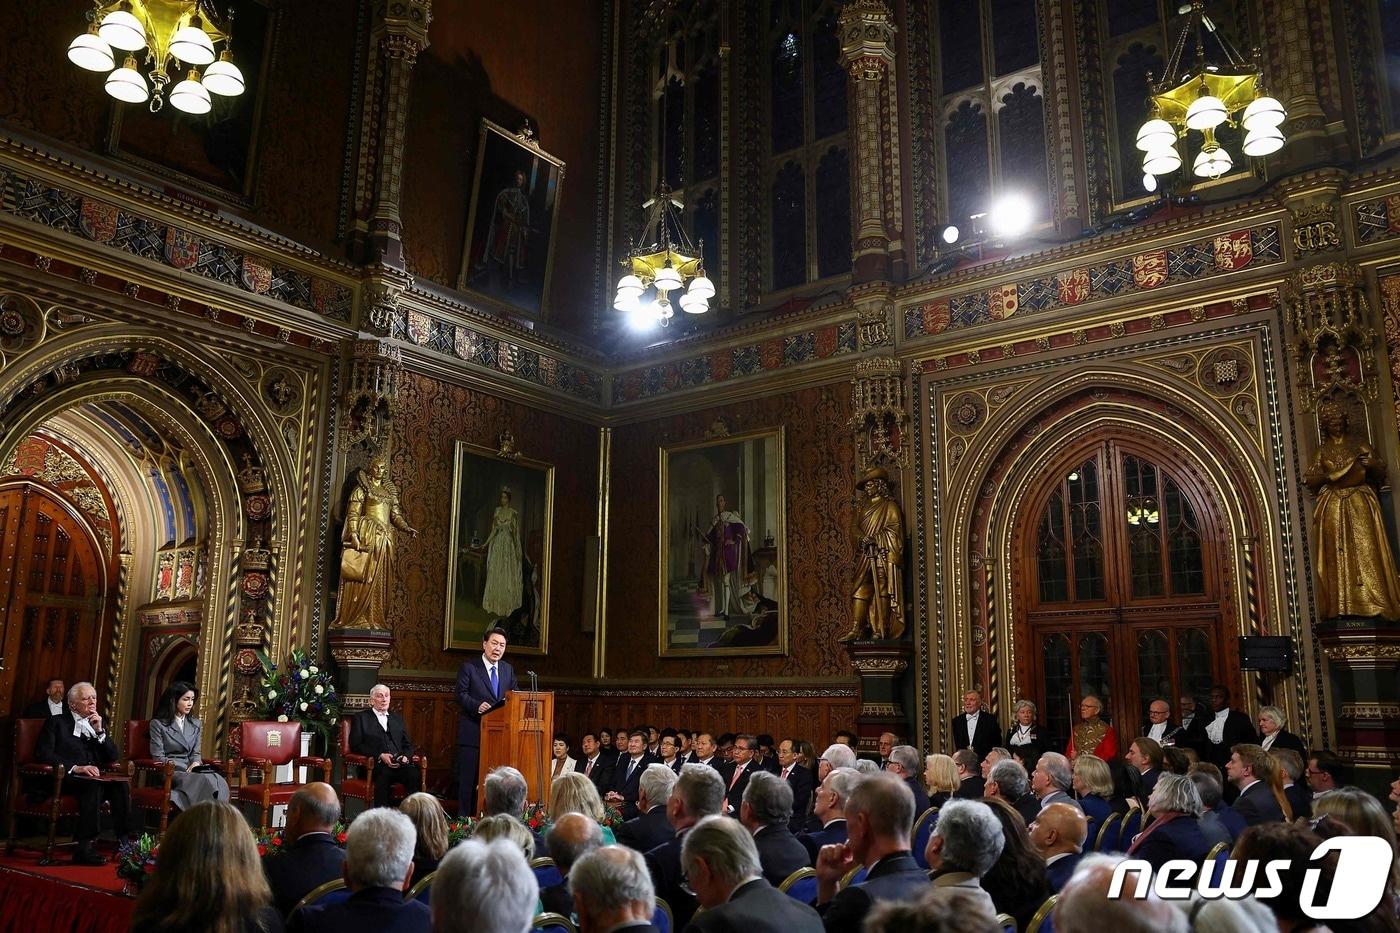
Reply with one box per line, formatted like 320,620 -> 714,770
0,484 -> 106,716
1016,436 -> 1231,746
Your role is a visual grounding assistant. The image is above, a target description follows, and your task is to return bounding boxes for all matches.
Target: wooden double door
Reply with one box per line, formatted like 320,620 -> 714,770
0,484 -> 106,718
1017,437 -> 1231,745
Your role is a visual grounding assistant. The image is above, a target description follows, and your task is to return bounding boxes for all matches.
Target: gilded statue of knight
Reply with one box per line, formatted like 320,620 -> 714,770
841,467 -> 906,641
331,456 -> 418,630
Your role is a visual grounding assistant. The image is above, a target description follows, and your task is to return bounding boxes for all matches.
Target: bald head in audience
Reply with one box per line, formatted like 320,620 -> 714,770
286,782 -> 340,842
1056,853 -> 1187,933
1029,802 -> 1087,858
570,845 -> 656,933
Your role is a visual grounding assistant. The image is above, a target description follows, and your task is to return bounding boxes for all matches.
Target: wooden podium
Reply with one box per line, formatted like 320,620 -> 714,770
478,689 -> 555,805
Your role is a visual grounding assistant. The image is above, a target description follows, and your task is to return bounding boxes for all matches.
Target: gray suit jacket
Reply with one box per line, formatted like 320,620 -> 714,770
149,716 -> 203,768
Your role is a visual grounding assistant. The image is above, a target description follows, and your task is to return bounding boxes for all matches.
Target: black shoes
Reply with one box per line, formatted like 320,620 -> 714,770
73,843 -> 107,866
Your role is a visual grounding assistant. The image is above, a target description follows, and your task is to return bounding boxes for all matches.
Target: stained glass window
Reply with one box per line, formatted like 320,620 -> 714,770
815,147 -> 851,279
772,161 -> 807,291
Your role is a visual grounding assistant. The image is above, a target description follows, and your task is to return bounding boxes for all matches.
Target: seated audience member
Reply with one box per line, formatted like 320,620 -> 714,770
1306,750 -> 1347,800
741,770 -> 811,886
814,772 -> 929,931
985,758 -> 1040,826
431,837 -> 538,933
1124,736 -> 1164,796
1071,755 -> 1115,842
923,753 -> 960,809
1226,743 -> 1290,825
886,744 -> 931,816
980,747 -> 1011,780
799,766 -> 858,863
657,731 -> 682,774
551,732 -> 578,778
1190,763 -> 1246,838
952,749 -> 984,800
1272,749 -> 1311,821
484,765 -> 547,855
776,737 -> 816,831
1231,822 -> 1391,933
681,815 -> 824,932
398,792 -> 449,877
1166,894 -> 1277,933
692,732 -> 720,769
131,801 -> 282,933
1108,760 -> 1146,814
1161,745 -> 1193,775
716,732 -> 737,763
980,797 -> 1050,928
472,813 -> 536,860
862,887 -> 1001,933
349,684 -> 420,808
607,731 -> 658,820
579,731 -> 614,793
569,845 -> 658,933
597,728 -> 616,764
289,808 -> 428,933
677,728 -> 694,763
795,739 -> 819,771
615,763 -> 678,852
876,732 -> 897,770
645,725 -> 660,756
550,770 -> 618,845
20,677 -> 65,719
263,783 -> 347,916
1055,853 -> 1189,933
834,730 -> 858,748
1005,699 -> 1050,773
149,680 -> 230,808
1187,771 -> 1235,848
1256,705 -> 1306,757
853,759 -> 880,776
755,733 -> 780,774
1029,802 -> 1087,892
541,811 -> 603,917
922,799 -> 1002,917
645,762 -> 726,930
817,741 -> 857,782
1125,773 -> 1210,869
1031,752 -> 1081,812
34,681 -> 131,865
1311,785 -> 1400,902
723,734 -> 761,815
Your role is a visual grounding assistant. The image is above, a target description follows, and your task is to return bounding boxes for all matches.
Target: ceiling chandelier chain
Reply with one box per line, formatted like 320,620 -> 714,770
1135,0 -> 1286,188
68,0 -> 246,114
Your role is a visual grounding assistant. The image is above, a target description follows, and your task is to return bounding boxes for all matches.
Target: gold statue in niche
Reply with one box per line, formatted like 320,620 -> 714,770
1304,400 -> 1400,621
331,455 -> 418,630
841,466 -> 906,641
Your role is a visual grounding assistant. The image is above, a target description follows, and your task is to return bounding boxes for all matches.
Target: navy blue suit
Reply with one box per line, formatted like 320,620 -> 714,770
454,655 -> 517,815
263,833 -> 348,917
1212,802 -> 1247,840
610,753 -> 660,819
615,804 -> 675,852
904,775 -> 931,818
753,824 -> 812,886
1079,793 -> 1112,849
288,885 -> 429,933
1045,852 -> 1082,893
798,819 -> 848,864
687,877 -> 824,932
1127,814 -> 1211,870
1233,780 -> 1284,826
645,827 -> 698,930
817,852 -> 929,932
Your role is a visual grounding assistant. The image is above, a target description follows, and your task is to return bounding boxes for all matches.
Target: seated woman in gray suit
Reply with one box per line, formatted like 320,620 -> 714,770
149,681 -> 229,809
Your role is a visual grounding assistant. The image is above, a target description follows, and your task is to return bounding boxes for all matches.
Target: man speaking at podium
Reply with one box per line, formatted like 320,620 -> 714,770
456,626 -> 518,816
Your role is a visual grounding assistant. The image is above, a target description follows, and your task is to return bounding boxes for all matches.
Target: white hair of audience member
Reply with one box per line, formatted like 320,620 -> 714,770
1056,853 -> 1188,933
681,815 -> 763,889
483,765 -> 529,816
472,812 -> 535,860
639,762 -> 679,809
889,744 -> 920,773
674,763 -> 726,817
66,681 -> 95,705
1038,752 -> 1074,792
432,837 -> 539,933
1147,772 -> 1203,816
825,766 -> 862,805
987,759 -> 1030,799
821,743 -> 858,771
742,770 -> 794,825
853,758 -> 880,775
569,845 -> 657,916
930,799 -> 1004,877
1168,892 -> 1276,933
345,808 -> 416,889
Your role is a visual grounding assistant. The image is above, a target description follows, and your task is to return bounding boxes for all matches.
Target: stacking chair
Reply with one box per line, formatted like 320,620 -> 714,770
1093,812 -> 1122,851
292,878 -> 350,914
531,855 -> 564,889
407,869 -> 435,904
1026,893 -> 1058,933
911,806 -> 940,868
531,914 -> 576,933
778,866 -> 818,904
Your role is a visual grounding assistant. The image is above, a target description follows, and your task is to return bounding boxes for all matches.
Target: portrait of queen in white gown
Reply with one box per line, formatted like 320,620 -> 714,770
482,488 -> 523,617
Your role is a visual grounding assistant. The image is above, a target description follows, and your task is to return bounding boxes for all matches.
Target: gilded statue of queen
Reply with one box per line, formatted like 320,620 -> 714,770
331,456 -> 418,630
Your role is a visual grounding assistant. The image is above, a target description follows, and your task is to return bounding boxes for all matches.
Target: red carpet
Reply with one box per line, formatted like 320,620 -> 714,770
0,845 -> 134,933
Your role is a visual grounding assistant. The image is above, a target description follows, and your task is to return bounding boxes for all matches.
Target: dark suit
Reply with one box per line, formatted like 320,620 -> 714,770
780,764 -> 816,833
951,711 -> 1002,761
616,805 -> 675,852
1212,802 -> 1247,840
610,753 -> 659,820
1198,810 -> 1233,849
581,753 -> 614,795
34,710 -> 129,842
1198,709 -> 1257,770
1127,813 -> 1210,870
1265,730 -> 1307,758
903,775 -> 931,818
1079,794 -> 1112,849
263,833 -> 348,917
1233,780 -> 1284,825
21,699 -> 61,719
723,761 -> 757,815
540,881 -> 573,917
753,824 -> 811,886
688,877 -> 824,933
1285,782 -> 1311,820
454,655 -> 517,815
1045,852 -> 1082,893
798,819 -> 847,864
953,775 -> 984,800
288,885 -> 429,933
348,708 -> 420,807
1012,792 -> 1041,826
818,852 -> 929,932
1139,767 -> 1161,797
645,827 -> 698,930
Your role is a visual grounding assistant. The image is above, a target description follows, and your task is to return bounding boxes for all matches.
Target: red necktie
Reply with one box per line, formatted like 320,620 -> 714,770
781,767 -> 791,780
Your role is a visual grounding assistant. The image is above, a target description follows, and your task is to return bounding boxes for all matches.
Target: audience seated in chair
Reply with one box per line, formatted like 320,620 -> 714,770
288,807 -> 427,933
33,681 -> 131,865
570,845 -> 662,933
798,766 -> 856,864
979,796 -> 1050,929
985,758 -> 1040,826
644,762 -> 726,931
541,812 -> 603,917
1028,802 -> 1086,893
680,815 -> 823,932
346,685 -> 422,809
923,799 -> 1002,919
1031,753 -> 1081,813
1126,773 -> 1210,870
263,783 -> 347,917
485,765 -> 548,856
474,812 -> 537,861
1055,853 -> 1187,933
885,745 -> 931,817
951,750 -> 984,800
398,792 -> 449,878
861,886 -> 1001,933
615,764 -> 678,853
431,837 -> 539,933
740,770 -> 811,886
549,771 -> 617,845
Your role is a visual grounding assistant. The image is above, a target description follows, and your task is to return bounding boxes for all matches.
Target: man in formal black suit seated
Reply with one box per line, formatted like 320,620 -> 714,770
986,758 -> 1041,826
263,783 -> 347,916
644,763 -> 725,931
682,815 -> 824,932
1125,736 -> 1164,797
754,733 -> 780,774
1273,749 -> 1311,821
776,738 -> 816,833
801,743 -> 859,833
692,732 -> 721,770
876,732 -> 896,770
1227,743 -> 1285,825
579,731 -> 614,794
431,836 -> 540,933
741,771 -> 811,886
834,730 -> 858,748
616,764 -> 678,852
349,684 -> 420,807
951,749 -> 984,799
541,812 -> 603,917
288,807 -> 429,933
34,681 -> 130,865
1029,801 -> 1087,893
21,677 -> 65,719
885,745 -> 930,816
607,730 -> 659,820
722,734 -> 760,815
951,691 -> 1001,763
799,766 -> 858,863
814,772 -> 930,931
571,845 -> 662,933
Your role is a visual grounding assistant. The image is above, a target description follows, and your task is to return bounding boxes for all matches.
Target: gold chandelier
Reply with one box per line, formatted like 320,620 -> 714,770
1135,0 -> 1285,187
613,182 -> 713,329
67,1 -> 245,114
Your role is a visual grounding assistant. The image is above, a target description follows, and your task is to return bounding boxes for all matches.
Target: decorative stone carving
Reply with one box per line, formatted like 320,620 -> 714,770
850,357 -> 908,469
1286,262 -> 1378,411
343,339 -> 403,451
839,0 -> 901,279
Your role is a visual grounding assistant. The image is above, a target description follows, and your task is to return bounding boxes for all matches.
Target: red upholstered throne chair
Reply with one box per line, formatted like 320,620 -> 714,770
232,721 -> 330,833
126,719 -> 233,836
5,718 -> 122,864
337,719 -> 428,813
